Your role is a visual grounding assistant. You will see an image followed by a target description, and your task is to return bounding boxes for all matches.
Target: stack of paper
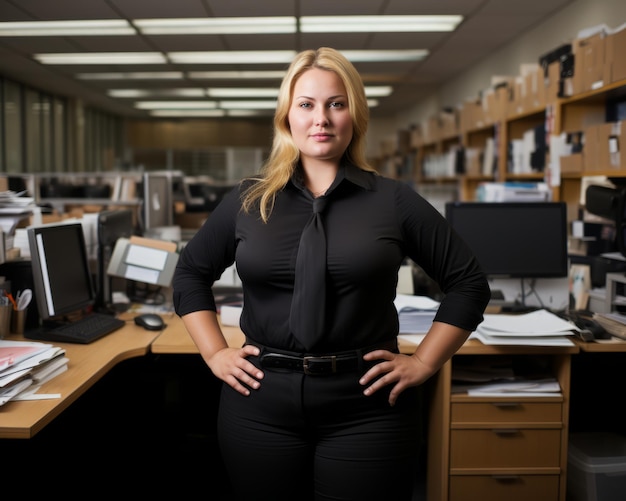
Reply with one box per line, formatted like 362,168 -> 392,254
0,340 -> 68,406
592,312 -> 626,340
451,355 -> 562,397
394,294 -> 440,334
472,309 -> 577,346
0,190 -> 37,233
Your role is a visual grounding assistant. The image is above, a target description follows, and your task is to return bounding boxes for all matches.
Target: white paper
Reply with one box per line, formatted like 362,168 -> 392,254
476,309 -> 578,337
394,294 -> 440,312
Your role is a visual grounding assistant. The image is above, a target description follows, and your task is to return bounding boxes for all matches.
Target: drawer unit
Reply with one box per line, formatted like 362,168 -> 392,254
426,350 -> 574,501
451,401 -> 562,424
450,428 -> 562,469
449,474 -> 560,501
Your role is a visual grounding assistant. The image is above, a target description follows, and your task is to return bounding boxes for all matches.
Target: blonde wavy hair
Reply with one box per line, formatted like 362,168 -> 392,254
241,47 -> 376,222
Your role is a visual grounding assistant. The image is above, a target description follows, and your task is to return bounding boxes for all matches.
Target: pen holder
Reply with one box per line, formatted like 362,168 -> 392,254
11,308 -> 26,336
0,304 -> 11,339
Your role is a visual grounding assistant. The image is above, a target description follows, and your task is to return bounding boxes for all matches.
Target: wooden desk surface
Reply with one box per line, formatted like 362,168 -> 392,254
150,313 -> 245,354
152,313 -> 421,355
1,311 -> 586,440
0,319 -> 160,439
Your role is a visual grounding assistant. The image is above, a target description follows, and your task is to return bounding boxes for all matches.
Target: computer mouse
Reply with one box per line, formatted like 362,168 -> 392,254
134,313 -> 166,331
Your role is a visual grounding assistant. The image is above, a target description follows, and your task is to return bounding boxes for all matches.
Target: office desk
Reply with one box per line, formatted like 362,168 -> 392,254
0,313 -> 584,501
150,313 -> 245,354
0,320 -> 160,439
151,313 -> 419,355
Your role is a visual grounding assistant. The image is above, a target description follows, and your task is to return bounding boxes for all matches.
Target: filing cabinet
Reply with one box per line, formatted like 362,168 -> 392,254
425,345 -> 575,501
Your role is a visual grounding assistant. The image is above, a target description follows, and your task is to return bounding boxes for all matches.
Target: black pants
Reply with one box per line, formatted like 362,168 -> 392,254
217,351 -> 423,501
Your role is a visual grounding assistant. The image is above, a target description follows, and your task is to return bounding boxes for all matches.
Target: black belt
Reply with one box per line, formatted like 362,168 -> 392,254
253,339 -> 397,376
260,352 -> 361,375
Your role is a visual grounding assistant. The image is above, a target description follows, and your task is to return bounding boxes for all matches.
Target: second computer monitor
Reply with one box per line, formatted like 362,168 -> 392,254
445,201 -> 568,279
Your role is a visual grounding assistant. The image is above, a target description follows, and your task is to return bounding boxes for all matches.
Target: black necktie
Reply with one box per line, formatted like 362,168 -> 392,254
290,196 -> 328,350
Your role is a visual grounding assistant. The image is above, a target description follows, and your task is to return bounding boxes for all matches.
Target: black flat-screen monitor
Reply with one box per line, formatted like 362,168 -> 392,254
445,201 -> 568,278
96,209 -> 135,309
27,221 -> 96,321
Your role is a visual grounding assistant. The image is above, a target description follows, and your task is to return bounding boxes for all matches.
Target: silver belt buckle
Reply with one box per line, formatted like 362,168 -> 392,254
303,355 -> 337,375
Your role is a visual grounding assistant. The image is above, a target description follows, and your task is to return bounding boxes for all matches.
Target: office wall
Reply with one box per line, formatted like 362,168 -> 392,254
392,0 -> 626,135
126,119 -> 272,150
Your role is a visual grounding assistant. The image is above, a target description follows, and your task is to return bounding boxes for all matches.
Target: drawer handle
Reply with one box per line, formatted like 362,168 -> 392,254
492,428 -> 520,435
492,475 -> 521,482
492,402 -> 521,408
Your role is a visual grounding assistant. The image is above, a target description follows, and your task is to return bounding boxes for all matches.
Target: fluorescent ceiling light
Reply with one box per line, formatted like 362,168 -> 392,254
150,109 -> 270,118
34,52 -> 167,64
150,109 -> 226,117
0,20 -> 135,36
301,15 -> 463,32
109,89 -> 205,98
364,86 -> 393,97
226,110 -> 272,117
188,70 -> 286,80
136,17 -> 295,34
169,51 -> 296,64
219,100 -> 277,110
0,15 -> 462,37
77,71 -> 184,80
108,86 -> 389,100
135,101 -> 218,110
173,50 -> 424,64
36,50 -> 425,66
206,88 -> 279,98
341,50 -> 428,62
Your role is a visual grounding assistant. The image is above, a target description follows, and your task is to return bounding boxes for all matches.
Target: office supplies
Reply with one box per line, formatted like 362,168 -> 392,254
560,310 -> 610,340
16,289 -> 31,311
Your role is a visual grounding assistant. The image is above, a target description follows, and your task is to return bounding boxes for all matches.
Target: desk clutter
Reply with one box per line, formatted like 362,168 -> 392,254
472,309 -> 578,346
0,339 -> 68,406
451,354 -> 562,397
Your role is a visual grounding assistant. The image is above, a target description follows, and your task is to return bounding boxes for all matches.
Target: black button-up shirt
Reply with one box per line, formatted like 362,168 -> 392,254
173,163 -> 490,353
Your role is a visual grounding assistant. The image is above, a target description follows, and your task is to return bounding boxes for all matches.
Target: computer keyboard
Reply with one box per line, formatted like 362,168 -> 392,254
26,313 -> 126,344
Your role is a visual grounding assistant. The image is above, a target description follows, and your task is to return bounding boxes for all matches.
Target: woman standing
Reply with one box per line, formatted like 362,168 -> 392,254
173,47 -> 490,501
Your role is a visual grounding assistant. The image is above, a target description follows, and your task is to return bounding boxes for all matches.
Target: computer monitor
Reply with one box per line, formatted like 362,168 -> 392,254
445,201 -> 568,278
27,221 -> 96,322
142,171 -> 174,231
96,209 -> 135,309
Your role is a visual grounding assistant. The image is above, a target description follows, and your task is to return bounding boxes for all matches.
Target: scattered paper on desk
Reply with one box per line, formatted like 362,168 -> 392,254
0,340 -> 68,406
476,309 -> 578,336
395,294 -> 439,334
394,294 -> 440,312
471,331 -> 575,346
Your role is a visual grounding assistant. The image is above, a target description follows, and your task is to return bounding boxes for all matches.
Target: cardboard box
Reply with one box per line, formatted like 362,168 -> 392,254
521,63 -> 546,110
583,121 -> 625,171
572,32 -> 607,94
604,24 -> 626,84
410,126 -> 424,149
460,99 -> 484,132
560,153 -> 583,173
438,110 -> 458,138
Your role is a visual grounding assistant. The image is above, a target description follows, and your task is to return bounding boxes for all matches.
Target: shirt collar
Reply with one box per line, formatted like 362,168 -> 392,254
289,161 -> 377,193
